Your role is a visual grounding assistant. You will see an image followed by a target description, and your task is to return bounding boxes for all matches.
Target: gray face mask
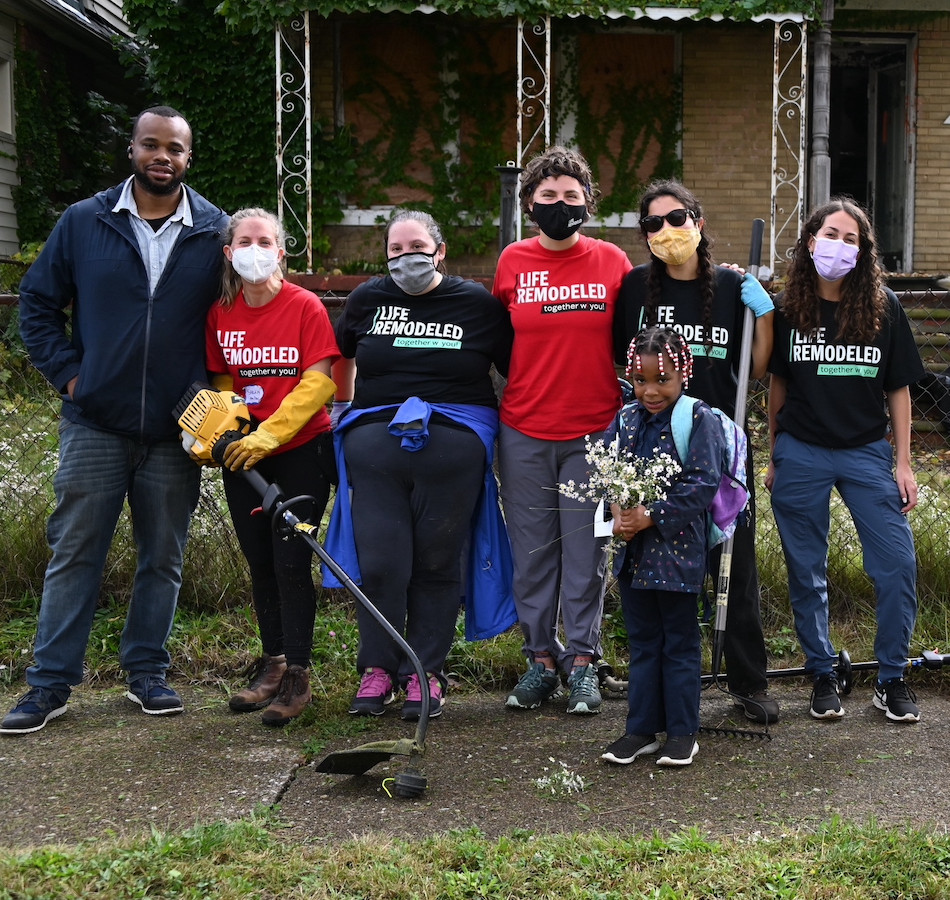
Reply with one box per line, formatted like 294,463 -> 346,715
387,251 -> 438,295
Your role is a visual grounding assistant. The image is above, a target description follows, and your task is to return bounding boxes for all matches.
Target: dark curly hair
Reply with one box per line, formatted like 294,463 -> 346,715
637,180 -> 715,352
782,197 -> 886,343
518,145 -> 600,219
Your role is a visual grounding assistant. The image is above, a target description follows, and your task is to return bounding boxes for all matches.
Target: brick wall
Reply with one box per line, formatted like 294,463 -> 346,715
681,21 -> 777,270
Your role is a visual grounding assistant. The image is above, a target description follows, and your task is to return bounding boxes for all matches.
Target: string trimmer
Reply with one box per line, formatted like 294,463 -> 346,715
176,383 -> 430,798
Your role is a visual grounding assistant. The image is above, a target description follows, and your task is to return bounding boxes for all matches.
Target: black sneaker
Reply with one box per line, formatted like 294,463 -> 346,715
601,733 -> 660,765
733,690 -> 780,724
810,673 -> 844,719
505,663 -> 561,709
873,677 -> 920,723
566,663 -> 602,715
0,687 -> 69,735
125,675 -> 184,716
656,734 -> 699,767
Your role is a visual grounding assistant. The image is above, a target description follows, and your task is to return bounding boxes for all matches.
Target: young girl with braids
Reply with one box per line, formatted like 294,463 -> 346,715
601,327 -> 724,767
612,180 -> 780,725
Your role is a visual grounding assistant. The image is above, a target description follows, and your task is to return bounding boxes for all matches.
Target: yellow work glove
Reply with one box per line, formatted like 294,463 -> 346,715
210,373 -> 234,392
223,369 -> 336,471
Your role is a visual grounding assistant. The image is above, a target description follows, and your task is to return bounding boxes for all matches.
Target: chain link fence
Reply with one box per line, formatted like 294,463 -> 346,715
1,289 -> 948,621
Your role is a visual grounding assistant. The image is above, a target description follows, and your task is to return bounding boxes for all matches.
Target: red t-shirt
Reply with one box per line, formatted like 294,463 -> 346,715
492,234 -> 631,440
205,280 -> 339,453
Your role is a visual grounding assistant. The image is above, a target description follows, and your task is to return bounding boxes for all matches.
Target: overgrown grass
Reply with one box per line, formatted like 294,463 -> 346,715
1,815 -> 949,899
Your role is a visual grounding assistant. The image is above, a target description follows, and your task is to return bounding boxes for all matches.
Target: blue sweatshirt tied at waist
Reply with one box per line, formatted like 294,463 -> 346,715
323,399 -> 517,641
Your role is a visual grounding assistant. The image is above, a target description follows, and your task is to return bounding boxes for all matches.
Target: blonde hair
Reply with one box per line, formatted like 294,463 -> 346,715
219,208 -> 285,308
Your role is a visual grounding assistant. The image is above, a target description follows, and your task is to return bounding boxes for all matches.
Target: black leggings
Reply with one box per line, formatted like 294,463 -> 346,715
222,432 -> 335,668
343,421 -> 485,683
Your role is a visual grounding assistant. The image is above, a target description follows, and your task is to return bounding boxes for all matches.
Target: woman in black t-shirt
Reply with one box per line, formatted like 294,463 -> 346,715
767,197 -> 924,724
328,209 -> 514,722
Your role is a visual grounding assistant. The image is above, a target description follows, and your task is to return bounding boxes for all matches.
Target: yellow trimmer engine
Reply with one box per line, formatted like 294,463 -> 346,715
175,382 -> 252,462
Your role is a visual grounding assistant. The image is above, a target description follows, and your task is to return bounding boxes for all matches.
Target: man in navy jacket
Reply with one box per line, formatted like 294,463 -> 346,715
2,106 -> 229,734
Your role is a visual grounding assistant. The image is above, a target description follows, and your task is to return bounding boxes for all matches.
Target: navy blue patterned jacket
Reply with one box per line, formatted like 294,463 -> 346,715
605,396 -> 724,594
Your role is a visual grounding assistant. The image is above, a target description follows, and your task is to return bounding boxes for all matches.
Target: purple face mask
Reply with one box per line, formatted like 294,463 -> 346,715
811,237 -> 859,281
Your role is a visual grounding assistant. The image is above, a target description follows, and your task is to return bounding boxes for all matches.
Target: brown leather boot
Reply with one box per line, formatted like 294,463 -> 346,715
228,654 -> 286,712
261,665 -> 311,727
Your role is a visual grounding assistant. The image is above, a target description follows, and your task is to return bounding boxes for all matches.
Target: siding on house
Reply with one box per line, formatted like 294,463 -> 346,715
87,1 -> 133,38
0,14 -> 16,257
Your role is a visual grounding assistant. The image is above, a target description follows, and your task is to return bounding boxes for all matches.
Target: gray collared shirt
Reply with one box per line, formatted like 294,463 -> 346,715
112,176 -> 194,295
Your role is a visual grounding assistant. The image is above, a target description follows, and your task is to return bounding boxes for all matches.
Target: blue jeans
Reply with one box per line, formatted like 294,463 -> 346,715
27,420 -> 200,692
770,432 -> 918,681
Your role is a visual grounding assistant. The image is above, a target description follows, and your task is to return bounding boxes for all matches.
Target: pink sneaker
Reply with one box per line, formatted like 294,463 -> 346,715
348,668 -> 395,716
402,673 -> 444,721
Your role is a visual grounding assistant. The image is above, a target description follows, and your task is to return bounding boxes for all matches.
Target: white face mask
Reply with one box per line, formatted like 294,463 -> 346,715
230,244 -> 281,284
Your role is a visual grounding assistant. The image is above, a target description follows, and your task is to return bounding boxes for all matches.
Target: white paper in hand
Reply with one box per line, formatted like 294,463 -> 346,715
593,497 -> 614,537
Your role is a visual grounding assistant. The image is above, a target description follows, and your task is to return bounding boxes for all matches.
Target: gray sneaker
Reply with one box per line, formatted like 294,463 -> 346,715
505,663 -> 561,709
566,663 -> 602,715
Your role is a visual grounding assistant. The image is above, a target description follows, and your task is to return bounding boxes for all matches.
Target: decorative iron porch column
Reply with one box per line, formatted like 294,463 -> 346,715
276,12 -> 313,271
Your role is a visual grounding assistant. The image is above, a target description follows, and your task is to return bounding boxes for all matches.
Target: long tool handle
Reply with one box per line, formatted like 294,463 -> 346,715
710,218 -> 766,678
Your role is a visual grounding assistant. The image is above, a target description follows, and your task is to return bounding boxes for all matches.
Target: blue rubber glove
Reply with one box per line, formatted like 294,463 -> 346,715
330,400 -> 351,429
740,272 -> 774,318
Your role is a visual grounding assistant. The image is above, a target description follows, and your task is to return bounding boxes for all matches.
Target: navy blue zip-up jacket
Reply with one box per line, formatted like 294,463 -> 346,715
606,397 -> 723,594
18,182 -> 229,443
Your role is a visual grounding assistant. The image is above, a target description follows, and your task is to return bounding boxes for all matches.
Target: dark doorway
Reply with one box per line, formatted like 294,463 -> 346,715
829,37 -> 912,272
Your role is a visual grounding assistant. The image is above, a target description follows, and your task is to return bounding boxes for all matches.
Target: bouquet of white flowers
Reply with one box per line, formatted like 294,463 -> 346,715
559,434 -> 682,510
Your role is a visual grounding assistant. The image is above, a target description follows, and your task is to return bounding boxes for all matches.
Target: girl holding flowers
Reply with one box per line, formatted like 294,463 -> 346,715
601,327 -> 724,767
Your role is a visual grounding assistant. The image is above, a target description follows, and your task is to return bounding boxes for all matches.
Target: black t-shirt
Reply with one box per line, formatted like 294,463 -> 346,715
769,288 -> 924,448
335,274 -> 513,409
613,264 -> 747,419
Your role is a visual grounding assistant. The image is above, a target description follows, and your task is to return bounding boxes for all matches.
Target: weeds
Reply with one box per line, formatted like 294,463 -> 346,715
534,758 -> 588,797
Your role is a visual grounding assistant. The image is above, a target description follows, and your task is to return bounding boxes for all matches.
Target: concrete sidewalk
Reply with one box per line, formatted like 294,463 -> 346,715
1,678 -> 948,849
0,684 -> 302,847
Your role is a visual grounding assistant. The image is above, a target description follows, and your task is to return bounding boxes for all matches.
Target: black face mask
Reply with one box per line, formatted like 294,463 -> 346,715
531,200 -> 588,241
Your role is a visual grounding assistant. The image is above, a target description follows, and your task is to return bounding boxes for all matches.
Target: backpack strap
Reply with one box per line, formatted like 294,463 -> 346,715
670,394 -> 699,463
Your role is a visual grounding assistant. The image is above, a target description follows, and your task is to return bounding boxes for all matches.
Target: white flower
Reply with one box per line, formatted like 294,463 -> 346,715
558,435 -> 681,511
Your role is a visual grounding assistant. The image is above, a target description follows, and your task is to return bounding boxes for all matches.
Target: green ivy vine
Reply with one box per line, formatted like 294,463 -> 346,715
342,19 -> 509,255
12,50 -> 131,244
218,1 -> 824,35
124,0 -> 364,258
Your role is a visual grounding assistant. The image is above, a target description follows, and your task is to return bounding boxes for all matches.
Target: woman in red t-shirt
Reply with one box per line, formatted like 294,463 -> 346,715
492,146 -> 631,716
206,208 -> 339,726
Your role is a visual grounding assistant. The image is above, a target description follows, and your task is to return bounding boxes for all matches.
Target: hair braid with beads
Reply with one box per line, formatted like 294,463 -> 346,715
626,326 -> 694,390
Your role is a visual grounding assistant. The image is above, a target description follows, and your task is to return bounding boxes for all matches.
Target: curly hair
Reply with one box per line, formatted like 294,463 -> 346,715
637,180 -> 715,352
781,197 -> 886,343
518,145 -> 600,219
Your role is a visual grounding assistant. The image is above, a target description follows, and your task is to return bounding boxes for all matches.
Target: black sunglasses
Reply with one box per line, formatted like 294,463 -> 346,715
640,208 -> 696,233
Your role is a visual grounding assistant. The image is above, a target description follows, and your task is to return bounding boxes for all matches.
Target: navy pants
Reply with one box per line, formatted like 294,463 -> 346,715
770,432 -> 917,681
620,585 -> 701,737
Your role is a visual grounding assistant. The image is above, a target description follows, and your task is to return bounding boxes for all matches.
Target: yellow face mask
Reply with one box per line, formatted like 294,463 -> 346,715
648,226 -> 701,266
